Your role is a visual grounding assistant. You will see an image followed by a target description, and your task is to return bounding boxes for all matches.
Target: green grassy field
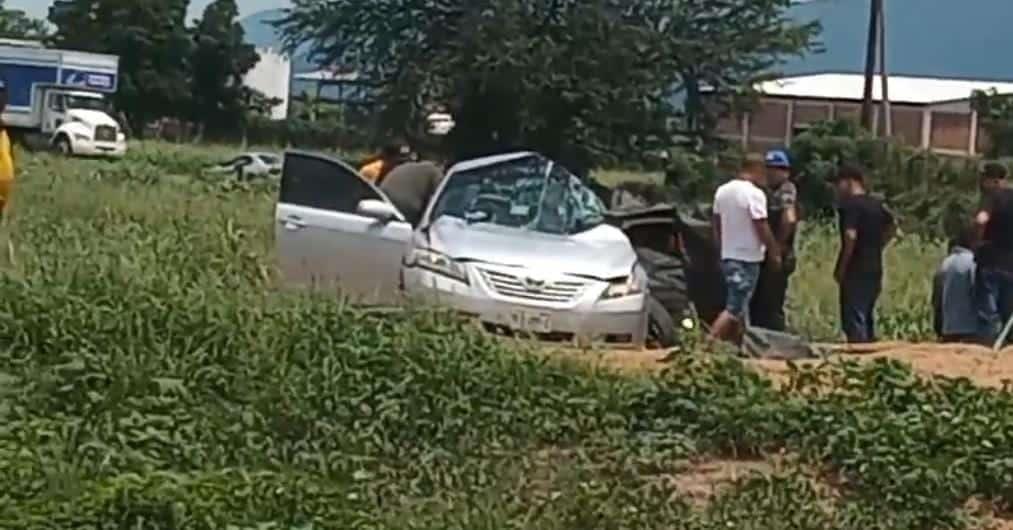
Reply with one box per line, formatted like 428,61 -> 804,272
1,143 -> 1003,530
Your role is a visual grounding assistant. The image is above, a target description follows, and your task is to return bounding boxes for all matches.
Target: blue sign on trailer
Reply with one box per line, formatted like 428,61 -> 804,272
60,69 -> 117,91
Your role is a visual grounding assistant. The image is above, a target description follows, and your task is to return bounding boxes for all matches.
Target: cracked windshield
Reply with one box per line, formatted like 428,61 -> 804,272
429,155 -> 606,235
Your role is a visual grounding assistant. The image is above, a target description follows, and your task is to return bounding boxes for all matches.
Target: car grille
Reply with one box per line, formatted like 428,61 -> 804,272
95,125 -> 117,142
479,268 -> 588,304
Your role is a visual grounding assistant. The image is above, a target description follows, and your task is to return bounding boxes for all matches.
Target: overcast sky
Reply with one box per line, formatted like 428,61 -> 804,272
8,0 -> 292,22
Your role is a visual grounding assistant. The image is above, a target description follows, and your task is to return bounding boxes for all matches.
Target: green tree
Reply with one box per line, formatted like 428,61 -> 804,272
276,0 -> 817,169
0,0 -> 48,39
656,0 -> 821,141
190,0 -> 260,138
972,89 -> 1013,158
49,0 -> 193,134
277,0 -> 682,171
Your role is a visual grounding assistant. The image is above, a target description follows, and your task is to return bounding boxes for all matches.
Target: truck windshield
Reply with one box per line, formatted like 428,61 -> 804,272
66,96 -> 108,112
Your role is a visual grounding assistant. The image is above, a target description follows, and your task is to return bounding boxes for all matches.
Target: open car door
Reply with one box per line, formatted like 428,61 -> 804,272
275,151 -> 413,305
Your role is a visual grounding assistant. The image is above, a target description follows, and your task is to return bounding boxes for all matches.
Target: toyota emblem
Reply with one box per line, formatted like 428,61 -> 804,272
522,277 -> 547,292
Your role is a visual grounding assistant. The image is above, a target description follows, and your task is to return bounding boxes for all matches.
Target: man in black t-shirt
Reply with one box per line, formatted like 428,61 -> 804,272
831,164 -> 896,343
972,162 -> 1013,342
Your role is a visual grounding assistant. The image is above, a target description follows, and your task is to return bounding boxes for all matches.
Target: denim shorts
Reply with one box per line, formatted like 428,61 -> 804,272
721,259 -> 761,320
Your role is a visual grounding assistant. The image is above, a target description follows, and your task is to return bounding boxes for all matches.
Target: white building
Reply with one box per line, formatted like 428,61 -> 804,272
244,48 -> 291,121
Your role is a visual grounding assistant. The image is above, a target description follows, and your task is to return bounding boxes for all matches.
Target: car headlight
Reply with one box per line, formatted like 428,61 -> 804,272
73,133 -> 91,141
602,263 -> 647,299
406,248 -> 469,284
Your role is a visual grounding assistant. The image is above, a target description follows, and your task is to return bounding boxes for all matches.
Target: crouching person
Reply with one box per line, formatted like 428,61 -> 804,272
932,227 -> 977,343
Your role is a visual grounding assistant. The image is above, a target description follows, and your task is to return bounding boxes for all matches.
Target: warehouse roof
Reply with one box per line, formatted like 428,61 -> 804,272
756,73 -> 1013,105
293,70 -> 361,83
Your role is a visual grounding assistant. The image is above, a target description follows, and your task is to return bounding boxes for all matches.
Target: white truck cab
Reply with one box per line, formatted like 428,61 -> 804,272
44,90 -> 126,157
0,40 -> 127,158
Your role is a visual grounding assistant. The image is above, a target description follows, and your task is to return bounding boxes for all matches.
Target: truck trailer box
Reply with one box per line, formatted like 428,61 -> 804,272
0,42 -> 119,129
0,40 -> 126,157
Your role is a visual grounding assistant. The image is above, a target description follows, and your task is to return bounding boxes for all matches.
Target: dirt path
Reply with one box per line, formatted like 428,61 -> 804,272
554,342 -> 1013,389
759,342 -> 1013,389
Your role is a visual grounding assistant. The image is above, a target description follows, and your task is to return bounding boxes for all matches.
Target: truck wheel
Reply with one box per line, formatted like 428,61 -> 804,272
636,247 -> 692,314
54,136 -> 73,156
647,295 -> 677,348
635,247 -> 694,348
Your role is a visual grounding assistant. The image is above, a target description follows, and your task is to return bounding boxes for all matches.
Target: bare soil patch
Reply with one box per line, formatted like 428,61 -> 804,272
966,497 -> 1013,530
665,458 -> 780,505
547,342 -> 1013,390
758,342 -> 1013,390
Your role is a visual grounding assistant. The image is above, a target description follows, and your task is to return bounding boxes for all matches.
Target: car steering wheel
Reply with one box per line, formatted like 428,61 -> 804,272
467,194 -> 511,223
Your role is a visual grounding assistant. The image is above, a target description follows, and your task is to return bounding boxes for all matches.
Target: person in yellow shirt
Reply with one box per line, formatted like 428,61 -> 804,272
0,79 -> 14,218
359,141 -> 410,185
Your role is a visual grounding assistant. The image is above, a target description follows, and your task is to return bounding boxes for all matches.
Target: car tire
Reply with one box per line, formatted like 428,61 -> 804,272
635,247 -> 693,346
647,295 -> 678,348
55,136 -> 73,156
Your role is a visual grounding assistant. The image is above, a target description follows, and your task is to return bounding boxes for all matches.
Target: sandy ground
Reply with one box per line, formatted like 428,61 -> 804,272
759,342 -> 1013,390
552,342 -> 1013,390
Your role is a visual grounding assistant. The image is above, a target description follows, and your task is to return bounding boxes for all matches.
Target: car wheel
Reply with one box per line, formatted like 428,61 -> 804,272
55,136 -> 73,156
646,295 -> 678,348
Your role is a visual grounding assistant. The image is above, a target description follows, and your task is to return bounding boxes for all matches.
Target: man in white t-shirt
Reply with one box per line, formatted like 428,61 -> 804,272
709,157 -> 782,344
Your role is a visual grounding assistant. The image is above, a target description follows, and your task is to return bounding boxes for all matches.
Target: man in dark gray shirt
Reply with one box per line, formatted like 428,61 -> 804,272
750,149 -> 798,332
379,161 -> 444,226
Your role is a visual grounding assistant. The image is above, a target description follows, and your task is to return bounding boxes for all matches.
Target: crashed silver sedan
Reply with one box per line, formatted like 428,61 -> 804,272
274,151 -> 649,346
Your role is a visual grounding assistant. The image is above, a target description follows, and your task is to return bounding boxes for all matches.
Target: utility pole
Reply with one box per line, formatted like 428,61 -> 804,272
878,0 -> 892,137
860,0 -> 881,131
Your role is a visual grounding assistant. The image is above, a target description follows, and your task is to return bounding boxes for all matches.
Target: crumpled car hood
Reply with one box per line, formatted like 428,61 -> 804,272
422,217 -> 636,280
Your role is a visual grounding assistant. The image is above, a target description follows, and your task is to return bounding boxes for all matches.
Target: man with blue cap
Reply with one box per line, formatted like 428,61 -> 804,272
749,148 -> 799,331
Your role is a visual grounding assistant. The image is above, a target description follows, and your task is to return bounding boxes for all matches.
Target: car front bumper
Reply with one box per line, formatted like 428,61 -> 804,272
73,139 -> 127,158
403,265 -> 648,347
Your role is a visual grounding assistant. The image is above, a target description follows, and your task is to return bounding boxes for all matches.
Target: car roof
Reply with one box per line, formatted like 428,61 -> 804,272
447,151 -> 537,174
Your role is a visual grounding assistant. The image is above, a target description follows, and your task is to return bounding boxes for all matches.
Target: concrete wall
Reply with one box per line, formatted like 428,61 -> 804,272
243,48 -> 291,121
718,96 -> 987,156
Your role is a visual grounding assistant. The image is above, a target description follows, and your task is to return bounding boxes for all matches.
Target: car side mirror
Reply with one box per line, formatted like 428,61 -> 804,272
357,199 -> 399,223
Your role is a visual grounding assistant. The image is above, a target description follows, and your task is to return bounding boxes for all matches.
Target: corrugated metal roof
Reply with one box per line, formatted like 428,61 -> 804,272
293,70 -> 361,82
756,73 -> 1013,105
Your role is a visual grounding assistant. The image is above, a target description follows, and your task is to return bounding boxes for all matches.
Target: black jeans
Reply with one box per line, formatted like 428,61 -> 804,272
750,260 -> 794,332
839,272 -> 883,344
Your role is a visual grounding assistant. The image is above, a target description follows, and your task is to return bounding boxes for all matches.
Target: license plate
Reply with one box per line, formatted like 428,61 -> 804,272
510,311 -> 552,333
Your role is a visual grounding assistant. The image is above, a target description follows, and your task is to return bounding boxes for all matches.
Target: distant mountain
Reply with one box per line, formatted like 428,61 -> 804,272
242,0 -> 1013,81
241,9 -> 285,49
241,9 -> 315,73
